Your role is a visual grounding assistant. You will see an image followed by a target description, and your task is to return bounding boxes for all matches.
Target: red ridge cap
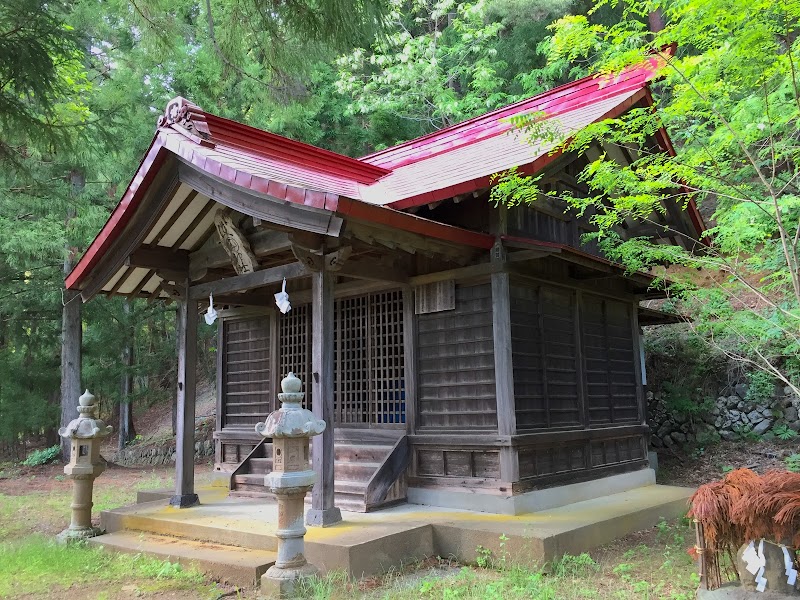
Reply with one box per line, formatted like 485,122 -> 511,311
203,113 -> 390,184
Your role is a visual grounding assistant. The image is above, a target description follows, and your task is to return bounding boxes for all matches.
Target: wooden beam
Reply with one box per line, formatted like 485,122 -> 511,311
188,261 -> 309,300
178,163 -> 344,236
288,231 -> 324,251
291,244 -> 323,271
507,249 -> 552,262
490,238 -> 519,483
213,210 -> 257,274
307,268 -> 341,527
171,289 -> 199,508
126,246 -> 190,272
402,287 -> 417,435
336,259 -> 409,284
409,262 -> 498,287
190,229 -> 292,275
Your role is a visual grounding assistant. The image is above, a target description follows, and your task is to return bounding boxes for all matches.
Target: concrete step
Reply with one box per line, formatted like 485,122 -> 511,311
87,530 -> 276,588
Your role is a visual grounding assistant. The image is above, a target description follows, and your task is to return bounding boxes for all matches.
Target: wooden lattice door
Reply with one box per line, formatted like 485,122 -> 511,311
277,289 -> 406,427
277,304 -> 312,409
335,290 -> 405,427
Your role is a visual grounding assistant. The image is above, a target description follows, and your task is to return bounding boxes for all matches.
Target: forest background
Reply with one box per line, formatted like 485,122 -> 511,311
1,0 -> 798,457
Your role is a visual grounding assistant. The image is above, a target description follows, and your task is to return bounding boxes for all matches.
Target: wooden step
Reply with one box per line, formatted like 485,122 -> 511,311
88,531 -> 276,588
334,443 -> 392,462
248,457 -> 274,474
334,460 -> 382,481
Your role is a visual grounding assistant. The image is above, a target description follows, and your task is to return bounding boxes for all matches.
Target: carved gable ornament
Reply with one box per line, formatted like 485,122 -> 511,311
157,97 -> 215,148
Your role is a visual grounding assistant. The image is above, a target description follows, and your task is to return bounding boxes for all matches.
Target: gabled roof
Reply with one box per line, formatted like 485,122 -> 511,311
66,55 -> 704,292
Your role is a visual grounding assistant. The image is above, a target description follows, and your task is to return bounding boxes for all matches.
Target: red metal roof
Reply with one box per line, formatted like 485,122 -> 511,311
66,55 -> 703,291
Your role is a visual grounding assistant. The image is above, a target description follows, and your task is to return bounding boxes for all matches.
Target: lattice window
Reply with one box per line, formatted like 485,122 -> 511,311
333,290 -> 405,426
277,290 -> 405,426
278,305 -> 312,409
370,290 -> 405,424
334,295 -> 369,425
222,317 -> 270,428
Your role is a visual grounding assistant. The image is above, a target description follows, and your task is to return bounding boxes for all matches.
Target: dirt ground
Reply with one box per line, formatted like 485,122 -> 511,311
657,439 -> 798,488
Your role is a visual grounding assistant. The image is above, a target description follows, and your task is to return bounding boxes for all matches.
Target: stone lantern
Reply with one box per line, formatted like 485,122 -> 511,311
255,372 -> 326,598
57,389 -> 113,543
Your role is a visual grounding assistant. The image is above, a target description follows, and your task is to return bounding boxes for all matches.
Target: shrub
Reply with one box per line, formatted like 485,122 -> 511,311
785,454 -> 800,473
21,445 -> 60,467
745,371 -> 777,405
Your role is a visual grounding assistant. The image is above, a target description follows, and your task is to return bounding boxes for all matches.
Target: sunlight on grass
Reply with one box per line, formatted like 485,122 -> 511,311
292,519 -> 699,600
0,535 -> 218,598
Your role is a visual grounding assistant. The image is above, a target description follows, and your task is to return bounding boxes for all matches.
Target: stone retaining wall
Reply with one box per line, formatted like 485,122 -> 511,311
647,384 -> 800,450
112,434 -> 214,466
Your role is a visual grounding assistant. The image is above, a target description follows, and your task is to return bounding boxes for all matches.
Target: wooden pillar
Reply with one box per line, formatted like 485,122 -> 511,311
307,268 -> 341,526
491,232 -> 518,483
171,289 -> 199,508
402,286 -> 418,434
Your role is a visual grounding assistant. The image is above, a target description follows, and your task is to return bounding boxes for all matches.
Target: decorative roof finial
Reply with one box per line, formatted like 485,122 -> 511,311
157,97 -> 214,147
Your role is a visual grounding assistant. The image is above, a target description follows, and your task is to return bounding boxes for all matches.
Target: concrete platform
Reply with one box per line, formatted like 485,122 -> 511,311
88,531 -> 276,588
96,483 -> 693,580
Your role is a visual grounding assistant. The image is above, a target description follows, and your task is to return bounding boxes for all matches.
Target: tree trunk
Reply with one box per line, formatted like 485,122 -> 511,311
60,280 -> 81,461
60,170 -> 84,462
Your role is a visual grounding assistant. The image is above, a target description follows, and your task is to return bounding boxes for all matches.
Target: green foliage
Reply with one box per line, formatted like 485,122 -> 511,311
773,423 -> 798,441
21,445 -> 61,467
785,454 -> 800,473
336,0 -> 583,140
492,0 -> 800,394
732,423 -> 761,441
745,371 -> 777,405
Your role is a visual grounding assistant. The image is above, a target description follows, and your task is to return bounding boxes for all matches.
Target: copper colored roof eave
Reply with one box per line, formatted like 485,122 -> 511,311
65,130 -> 495,292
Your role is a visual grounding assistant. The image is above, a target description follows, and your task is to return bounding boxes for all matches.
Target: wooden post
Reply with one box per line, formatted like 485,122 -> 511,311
171,286 -> 199,508
402,287 -> 417,434
490,204 -> 518,484
307,268 -> 341,526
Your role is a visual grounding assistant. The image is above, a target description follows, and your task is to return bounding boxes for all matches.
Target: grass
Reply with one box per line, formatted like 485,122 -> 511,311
0,463 -> 701,599
0,535 -> 220,598
0,465 -> 224,599
295,518 -> 700,600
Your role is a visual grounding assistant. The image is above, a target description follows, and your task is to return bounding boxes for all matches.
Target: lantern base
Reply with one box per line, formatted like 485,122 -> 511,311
57,525 -> 103,544
259,562 -> 320,599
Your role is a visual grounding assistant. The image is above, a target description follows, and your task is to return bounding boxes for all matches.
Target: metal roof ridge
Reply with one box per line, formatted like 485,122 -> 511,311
201,112 -> 391,184
360,56 -> 664,168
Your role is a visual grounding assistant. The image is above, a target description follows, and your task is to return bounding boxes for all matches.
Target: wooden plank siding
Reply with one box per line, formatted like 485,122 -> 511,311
505,275 -> 648,490
214,315 -> 272,472
416,282 -> 497,430
510,283 -> 582,430
580,295 -> 639,425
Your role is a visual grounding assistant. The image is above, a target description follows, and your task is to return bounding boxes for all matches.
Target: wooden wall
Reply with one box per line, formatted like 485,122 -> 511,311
416,282 -> 497,430
215,314 -> 273,472
508,276 -> 648,489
